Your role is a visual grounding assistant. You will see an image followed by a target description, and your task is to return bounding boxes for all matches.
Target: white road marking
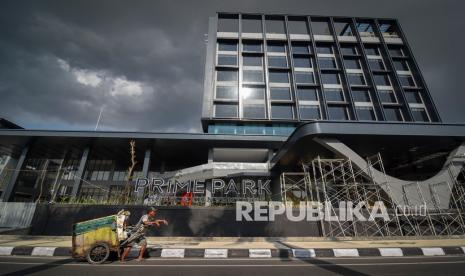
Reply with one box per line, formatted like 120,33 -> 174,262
333,248 -> 359,257
421,247 -> 445,256
161,249 -> 185,258
249,249 -> 271,258
292,249 -> 316,258
0,247 -> 14,256
379,248 -> 403,257
204,249 -> 228,258
31,247 -> 56,257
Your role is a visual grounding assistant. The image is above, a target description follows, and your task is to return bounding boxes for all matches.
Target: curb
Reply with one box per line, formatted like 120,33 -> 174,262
1,246 -> 465,258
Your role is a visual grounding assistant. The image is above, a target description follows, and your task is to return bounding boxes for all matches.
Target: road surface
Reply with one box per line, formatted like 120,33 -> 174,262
1,255 -> 465,275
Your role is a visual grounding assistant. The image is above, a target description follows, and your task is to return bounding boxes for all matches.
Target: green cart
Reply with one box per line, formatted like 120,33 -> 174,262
72,214 -> 121,264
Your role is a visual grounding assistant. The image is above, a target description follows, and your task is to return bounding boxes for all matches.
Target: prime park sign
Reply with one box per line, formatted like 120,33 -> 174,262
134,177 -> 271,196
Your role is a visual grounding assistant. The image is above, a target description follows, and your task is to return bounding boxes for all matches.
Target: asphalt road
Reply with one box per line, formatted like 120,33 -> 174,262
1,256 -> 465,276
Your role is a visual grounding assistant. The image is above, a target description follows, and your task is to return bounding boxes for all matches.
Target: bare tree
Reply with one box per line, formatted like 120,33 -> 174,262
123,139 -> 138,204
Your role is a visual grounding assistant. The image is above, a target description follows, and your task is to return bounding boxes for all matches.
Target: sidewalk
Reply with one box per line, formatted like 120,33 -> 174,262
1,235 -> 465,249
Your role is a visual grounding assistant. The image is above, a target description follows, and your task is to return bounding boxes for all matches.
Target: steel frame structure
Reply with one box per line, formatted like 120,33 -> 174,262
280,153 -> 465,237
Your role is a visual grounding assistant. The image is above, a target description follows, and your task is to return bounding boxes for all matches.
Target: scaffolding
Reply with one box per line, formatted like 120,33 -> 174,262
280,153 -> 465,237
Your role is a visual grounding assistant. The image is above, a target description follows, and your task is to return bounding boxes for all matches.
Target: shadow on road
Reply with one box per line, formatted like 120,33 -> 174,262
276,240 -> 369,276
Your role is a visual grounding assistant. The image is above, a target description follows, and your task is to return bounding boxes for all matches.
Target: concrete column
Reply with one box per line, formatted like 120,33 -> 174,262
137,147 -> 151,203
208,148 -> 214,164
205,180 -> 212,207
0,146 -> 29,202
141,148 -> 151,178
50,150 -> 68,203
70,147 -> 90,198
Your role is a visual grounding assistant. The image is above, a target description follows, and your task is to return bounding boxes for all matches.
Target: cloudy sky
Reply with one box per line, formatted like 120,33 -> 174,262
0,0 -> 464,132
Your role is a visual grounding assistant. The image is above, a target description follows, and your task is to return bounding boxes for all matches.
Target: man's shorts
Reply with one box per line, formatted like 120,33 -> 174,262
129,236 -> 147,247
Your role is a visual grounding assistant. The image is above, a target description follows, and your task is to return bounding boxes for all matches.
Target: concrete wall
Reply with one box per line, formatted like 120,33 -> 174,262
0,202 -> 36,230
28,204 -> 322,237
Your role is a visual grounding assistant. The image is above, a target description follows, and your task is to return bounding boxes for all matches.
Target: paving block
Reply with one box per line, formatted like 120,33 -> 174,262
161,248 -> 185,258
249,249 -> 271,258
333,248 -> 359,257
421,247 -> 445,256
0,247 -> 14,256
379,248 -> 403,257
204,249 -> 228,258
292,249 -> 316,258
31,247 -> 56,256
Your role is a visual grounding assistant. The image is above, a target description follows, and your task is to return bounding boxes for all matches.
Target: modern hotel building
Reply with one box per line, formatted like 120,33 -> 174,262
0,13 -> 464,237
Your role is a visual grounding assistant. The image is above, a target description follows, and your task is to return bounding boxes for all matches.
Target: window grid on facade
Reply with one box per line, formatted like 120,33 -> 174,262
206,13 -> 440,131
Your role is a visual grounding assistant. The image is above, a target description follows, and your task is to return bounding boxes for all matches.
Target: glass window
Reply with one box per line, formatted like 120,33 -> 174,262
292,43 -> 310,54
321,73 -> 340,84
243,104 -> 266,119
364,45 -> 380,56
356,107 -> 376,121
394,60 -> 409,71
215,104 -> 238,117
373,74 -> 390,86
352,89 -> 371,102
340,44 -> 357,55
293,57 -> 312,68
318,57 -> 337,69
266,18 -> 286,34
243,41 -> 263,52
411,108 -> 429,122
243,55 -> 263,66
216,86 -> 238,99
316,45 -> 333,54
300,105 -> 320,120
218,16 -> 238,32
368,59 -> 385,70
267,42 -> 286,53
298,88 -> 318,101
269,71 -> 289,83
243,70 -> 264,82
242,87 -> 265,100
405,90 -> 422,104
328,106 -> 348,120
344,58 -> 361,69
211,123 -> 239,135
271,105 -> 294,119
378,90 -> 397,103
242,16 -> 262,33
288,19 -> 309,34
325,88 -> 344,101
244,124 -> 265,135
334,21 -> 355,36
218,41 -> 238,51
384,107 -> 403,121
311,19 -> 332,35
356,21 -> 377,37
348,73 -> 366,85
388,46 -> 405,57
379,22 -> 399,38
217,70 -> 238,82
295,72 -> 315,84
268,56 -> 288,67
271,124 -> 295,135
218,54 -> 237,66
398,75 -> 416,87
270,87 -> 292,100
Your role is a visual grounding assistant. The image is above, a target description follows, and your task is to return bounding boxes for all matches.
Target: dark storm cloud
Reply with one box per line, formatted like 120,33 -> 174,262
0,0 -> 464,132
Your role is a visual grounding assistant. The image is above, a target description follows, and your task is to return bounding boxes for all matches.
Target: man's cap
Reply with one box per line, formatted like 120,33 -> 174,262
148,207 -> 158,213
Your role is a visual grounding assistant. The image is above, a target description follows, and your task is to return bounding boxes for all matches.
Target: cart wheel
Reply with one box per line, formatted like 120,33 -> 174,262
86,243 -> 110,264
